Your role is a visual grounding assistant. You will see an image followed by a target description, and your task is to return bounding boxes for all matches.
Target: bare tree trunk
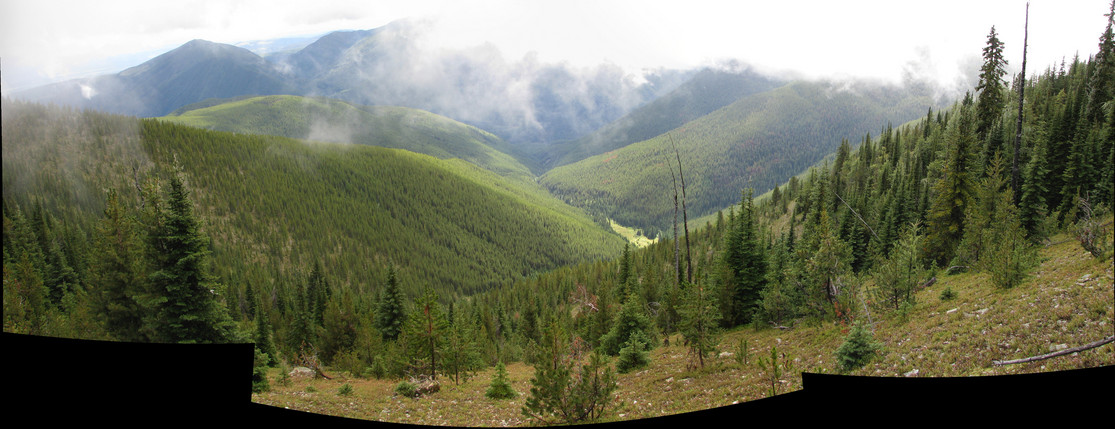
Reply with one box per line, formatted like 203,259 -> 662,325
671,157 -> 680,286
670,134 -> 692,284
1012,1 -> 1029,204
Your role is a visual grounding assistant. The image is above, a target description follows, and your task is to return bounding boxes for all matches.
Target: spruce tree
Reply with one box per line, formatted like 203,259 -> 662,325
926,99 -> 977,266
145,171 -> 239,344
401,288 -> 450,381
486,361 -> 518,399
678,282 -> 720,369
90,189 -> 148,342
376,265 -> 406,342
976,26 -> 1008,143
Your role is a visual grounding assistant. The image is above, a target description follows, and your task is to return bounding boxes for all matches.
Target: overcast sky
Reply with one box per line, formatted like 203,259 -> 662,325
1,0 -> 1109,94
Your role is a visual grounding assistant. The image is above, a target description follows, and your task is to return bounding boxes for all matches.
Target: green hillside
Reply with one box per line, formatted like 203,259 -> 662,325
161,95 -> 533,181
2,99 -> 625,305
541,80 -> 936,236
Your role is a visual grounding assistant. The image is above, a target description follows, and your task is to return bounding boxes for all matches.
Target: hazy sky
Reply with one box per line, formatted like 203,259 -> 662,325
1,0 -> 1109,93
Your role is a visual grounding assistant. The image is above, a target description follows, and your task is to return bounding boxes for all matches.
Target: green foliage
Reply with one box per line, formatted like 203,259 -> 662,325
755,345 -> 793,397
400,288 -> 450,381
394,380 -> 417,398
873,222 -> 927,311
337,383 -> 354,397
252,347 -> 271,394
939,287 -> 957,302
834,323 -> 881,372
442,310 -> 484,385
376,266 -> 406,342
678,282 -> 720,369
599,292 -> 657,356
734,337 -> 750,366
143,170 -> 241,344
1071,196 -> 1113,259
162,95 -> 533,180
485,361 -> 518,400
541,80 -> 934,236
719,189 -> 767,326
615,332 -> 651,374
522,318 -> 618,425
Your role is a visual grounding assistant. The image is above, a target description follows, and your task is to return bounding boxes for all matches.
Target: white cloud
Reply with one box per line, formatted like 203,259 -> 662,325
0,0 -> 1108,93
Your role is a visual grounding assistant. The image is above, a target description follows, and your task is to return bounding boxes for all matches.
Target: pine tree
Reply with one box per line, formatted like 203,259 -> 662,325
599,291 -> 657,356
522,318 -> 617,425
485,361 -> 518,399
376,265 -> 406,342
976,26 -> 1008,142
443,309 -> 483,385
254,301 -> 279,367
145,171 -> 239,344
926,100 -> 977,266
90,189 -> 148,342
677,282 -> 720,369
873,222 -> 927,311
401,288 -> 450,380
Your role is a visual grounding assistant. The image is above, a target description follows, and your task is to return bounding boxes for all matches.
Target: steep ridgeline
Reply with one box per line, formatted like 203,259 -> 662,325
13,40 -> 297,118
160,95 -> 533,181
540,79 -> 937,237
540,66 -> 785,169
2,99 -> 626,305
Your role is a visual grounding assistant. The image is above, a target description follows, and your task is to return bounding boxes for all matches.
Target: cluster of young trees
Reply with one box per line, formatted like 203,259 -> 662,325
5,169 -> 241,344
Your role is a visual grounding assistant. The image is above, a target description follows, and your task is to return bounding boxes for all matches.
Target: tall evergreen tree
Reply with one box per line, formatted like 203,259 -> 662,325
926,99 -> 977,265
90,189 -> 148,342
976,26 -> 1008,143
376,265 -> 406,342
145,171 -> 239,344
401,288 -> 450,380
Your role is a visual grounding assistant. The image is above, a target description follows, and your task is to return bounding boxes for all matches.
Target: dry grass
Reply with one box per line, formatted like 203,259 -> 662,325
253,228 -> 1113,426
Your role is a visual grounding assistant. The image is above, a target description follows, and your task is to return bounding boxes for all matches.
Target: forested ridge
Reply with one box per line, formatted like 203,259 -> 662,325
541,79 -> 937,237
4,5 -> 1115,426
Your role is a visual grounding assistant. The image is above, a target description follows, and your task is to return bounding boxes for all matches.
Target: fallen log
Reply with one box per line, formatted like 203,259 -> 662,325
992,335 -> 1115,366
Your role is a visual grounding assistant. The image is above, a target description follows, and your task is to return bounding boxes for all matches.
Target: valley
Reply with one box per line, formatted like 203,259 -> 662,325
4,4 -> 1115,426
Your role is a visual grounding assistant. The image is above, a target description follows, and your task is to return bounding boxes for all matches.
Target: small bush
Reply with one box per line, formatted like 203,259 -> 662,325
834,323 -> 881,372
332,349 -> 367,378
338,383 -> 354,397
395,380 -> 417,398
734,338 -> 750,366
485,362 -> 518,399
277,363 -> 292,387
615,334 -> 651,374
939,287 -> 957,301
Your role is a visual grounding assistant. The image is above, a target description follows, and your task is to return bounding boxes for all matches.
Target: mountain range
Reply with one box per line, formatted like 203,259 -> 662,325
11,21 -> 943,241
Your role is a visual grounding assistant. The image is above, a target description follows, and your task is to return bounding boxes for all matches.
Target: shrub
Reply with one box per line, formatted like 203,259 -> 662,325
939,287 -> 957,301
394,380 -> 417,398
834,323 -> 881,372
338,383 -> 353,397
615,333 -> 651,374
734,338 -> 751,366
485,362 -> 518,400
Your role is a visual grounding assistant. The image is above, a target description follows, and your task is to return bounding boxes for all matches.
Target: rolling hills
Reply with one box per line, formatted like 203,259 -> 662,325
1,99 -> 626,302
540,79 -> 938,236
160,95 -> 534,181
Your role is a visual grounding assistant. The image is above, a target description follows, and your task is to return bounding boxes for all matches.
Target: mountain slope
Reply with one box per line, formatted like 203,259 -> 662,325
541,79 -> 937,236
160,95 -> 533,180
2,99 -> 625,299
14,40 -> 296,117
543,66 -> 785,168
